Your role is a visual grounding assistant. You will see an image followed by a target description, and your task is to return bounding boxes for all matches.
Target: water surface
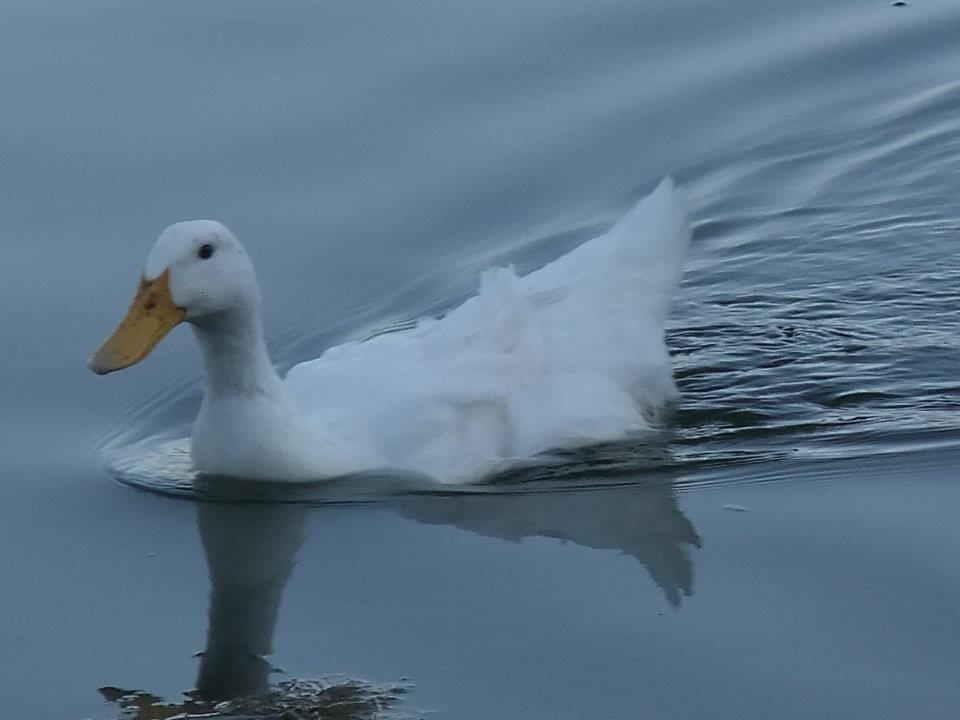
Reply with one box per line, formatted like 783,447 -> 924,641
2,0 -> 960,717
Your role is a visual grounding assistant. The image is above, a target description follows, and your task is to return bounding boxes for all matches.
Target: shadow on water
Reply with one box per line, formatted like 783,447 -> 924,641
100,470 -> 700,717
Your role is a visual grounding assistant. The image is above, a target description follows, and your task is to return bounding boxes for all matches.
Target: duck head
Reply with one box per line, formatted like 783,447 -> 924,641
89,220 -> 260,374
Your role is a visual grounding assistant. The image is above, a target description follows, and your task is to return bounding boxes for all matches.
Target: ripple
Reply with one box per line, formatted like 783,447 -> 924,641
98,71 -> 960,499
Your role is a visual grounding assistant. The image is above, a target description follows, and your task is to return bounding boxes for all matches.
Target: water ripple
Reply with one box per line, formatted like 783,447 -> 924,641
100,72 -> 960,499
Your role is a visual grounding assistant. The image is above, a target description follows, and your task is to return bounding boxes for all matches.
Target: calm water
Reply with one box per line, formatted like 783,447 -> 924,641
2,0 -> 960,717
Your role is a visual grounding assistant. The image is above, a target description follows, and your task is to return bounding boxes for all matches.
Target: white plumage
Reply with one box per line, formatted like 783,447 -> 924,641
96,178 -> 690,485
285,178 -> 689,482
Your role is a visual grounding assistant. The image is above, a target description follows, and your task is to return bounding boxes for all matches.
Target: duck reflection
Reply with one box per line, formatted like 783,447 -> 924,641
98,492 -> 314,714
142,469 -> 698,710
193,474 -> 701,703
390,475 -> 701,607
193,497 -> 307,700
101,488 -> 404,719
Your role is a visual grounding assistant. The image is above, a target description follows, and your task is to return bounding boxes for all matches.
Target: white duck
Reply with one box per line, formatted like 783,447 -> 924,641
91,178 -> 689,484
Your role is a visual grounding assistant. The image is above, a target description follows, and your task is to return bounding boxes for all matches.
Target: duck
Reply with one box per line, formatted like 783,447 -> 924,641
90,178 -> 690,484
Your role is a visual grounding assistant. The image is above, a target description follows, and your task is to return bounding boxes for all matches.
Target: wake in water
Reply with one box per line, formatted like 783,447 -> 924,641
671,77 -> 960,467
99,75 -> 960,499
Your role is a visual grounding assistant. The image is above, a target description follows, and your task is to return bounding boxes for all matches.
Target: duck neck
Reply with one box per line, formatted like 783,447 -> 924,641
191,306 -> 286,400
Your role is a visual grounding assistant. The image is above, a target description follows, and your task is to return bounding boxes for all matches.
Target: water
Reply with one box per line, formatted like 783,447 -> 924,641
2,0 -> 960,717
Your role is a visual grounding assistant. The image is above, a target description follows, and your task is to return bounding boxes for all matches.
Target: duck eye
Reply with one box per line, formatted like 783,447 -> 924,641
198,243 -> 214,260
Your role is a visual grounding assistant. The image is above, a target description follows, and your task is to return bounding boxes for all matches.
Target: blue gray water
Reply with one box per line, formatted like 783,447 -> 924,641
2,0 -> 960,718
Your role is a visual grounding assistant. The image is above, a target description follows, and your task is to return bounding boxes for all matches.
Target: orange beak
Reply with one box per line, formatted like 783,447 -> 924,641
89,269 -> 185,375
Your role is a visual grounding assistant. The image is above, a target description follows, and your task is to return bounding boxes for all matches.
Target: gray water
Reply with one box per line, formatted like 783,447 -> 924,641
2,0 -> 960,717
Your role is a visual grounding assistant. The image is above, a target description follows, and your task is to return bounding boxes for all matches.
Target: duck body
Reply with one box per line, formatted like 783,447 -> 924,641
92,178 -> 690,484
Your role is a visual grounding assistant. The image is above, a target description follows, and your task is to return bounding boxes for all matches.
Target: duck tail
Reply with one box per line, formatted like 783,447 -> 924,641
606,176 -> 691,322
